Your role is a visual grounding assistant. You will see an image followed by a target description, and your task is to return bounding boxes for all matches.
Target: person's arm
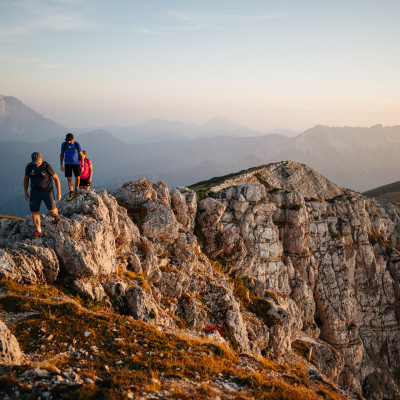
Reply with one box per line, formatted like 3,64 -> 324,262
89,162 -> 93,184
79,151 -> 84,167
60,151 -> 64,172
24,176 -> 29,201
52,173 -> 62,201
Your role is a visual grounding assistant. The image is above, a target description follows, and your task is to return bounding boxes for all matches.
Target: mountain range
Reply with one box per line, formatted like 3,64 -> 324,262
0,95 -> 399,217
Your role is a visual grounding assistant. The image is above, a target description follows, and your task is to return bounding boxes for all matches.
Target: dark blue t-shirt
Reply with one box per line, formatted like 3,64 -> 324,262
25,162 -> 55,191
61,141 -> 82,164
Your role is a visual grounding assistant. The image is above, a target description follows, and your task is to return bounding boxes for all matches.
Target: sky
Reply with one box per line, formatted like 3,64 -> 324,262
1,0 -> 400,132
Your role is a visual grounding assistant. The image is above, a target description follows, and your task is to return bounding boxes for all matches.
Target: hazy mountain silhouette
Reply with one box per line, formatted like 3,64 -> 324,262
98,116 -> 265,143
271,124 -> 400,191
0,95 -> 66,142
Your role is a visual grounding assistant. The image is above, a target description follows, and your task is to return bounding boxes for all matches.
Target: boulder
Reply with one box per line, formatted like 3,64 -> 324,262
0,320 -> 22,365
0,244 -> 59,284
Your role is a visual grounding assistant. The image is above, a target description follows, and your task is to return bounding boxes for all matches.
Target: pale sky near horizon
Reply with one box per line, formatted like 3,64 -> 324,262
1,0 -> 399,132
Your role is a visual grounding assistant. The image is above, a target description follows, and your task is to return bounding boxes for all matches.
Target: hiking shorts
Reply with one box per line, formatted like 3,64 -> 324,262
79,178 -> 91,187
29,189 -> 56,213
65,164 -> 81,178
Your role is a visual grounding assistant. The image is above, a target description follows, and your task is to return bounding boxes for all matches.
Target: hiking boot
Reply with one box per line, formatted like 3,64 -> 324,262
54,214 -> 61,224
74,190 -> 80,198
67,191 -> 75,201
33,230 -> 43,237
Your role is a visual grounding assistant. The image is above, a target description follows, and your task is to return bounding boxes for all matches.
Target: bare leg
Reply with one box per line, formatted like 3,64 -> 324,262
75,177 -> 80,191
49,208 -> 59,216
32,212 -> 41,231
67,177 -> 73,192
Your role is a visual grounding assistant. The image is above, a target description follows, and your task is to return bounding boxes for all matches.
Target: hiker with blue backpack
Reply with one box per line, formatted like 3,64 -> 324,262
60,133 -> 84,201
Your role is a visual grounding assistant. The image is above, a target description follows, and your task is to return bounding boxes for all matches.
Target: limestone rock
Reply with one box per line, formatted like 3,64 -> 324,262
197,178 -> 400,396
111,178 -> 180,245
170,187 -> 197,229
203,281 -> 251,353
125,285 -> 173,328
0,320 -> 22,365
205,330 -> 227,346
50,217 -> 117,278
126,253 -> 142,274
295,334 -> 345,383
103,280 -> 128,297
179,296 -> 208,330
137,241 -> 162,284
152,181 -> 171,206
141,201 -> 179,245
0,243 -> 59,284
109,179 -> 156,206
73,278 -> 107,301
0,189 -> 139,282
362,372 -> 400,400
58,189 -> 140,250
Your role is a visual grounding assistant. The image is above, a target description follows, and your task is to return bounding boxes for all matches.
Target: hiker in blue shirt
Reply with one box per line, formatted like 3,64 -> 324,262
60,133 -> 84,201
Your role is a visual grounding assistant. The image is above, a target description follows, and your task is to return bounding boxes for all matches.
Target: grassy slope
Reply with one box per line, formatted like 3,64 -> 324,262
0,278 -> 353,400
363,181 -> 400,204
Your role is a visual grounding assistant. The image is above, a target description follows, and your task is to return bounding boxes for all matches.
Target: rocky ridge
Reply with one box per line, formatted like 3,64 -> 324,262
190,160 -> 347,200
0,161 -> 399,399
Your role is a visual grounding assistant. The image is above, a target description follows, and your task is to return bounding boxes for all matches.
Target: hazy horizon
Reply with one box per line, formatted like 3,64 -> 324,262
1,1 -> 400,131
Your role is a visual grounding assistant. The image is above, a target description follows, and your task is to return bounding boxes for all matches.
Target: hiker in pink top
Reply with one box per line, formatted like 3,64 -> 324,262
79,151 -> 93,190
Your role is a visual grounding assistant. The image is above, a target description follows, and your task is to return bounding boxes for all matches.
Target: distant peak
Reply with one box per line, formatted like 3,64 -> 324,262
77,128 -> 124,143
206,115 -> 229,122
201,116 -> 244,130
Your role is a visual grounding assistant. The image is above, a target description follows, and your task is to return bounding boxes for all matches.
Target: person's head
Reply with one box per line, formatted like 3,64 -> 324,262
65,133 -> 74,143
82,150 -> 87,159
31,152 -> 43,166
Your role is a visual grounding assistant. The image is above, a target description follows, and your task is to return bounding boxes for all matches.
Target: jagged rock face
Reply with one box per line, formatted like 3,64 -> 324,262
197,185 -> 304,356
109,179 -> 269,355
0,320 -> 22,365
197,182 -> 400,395
294,196 -> 400,393
197,185 -> 290,294
295,333 -> 345,383
0,172 -> 399,399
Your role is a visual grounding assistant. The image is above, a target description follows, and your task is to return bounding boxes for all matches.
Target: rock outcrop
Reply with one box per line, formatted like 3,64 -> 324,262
0,320 -> 22,365
0,161 -> 399,399
193,160 -> 346,200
